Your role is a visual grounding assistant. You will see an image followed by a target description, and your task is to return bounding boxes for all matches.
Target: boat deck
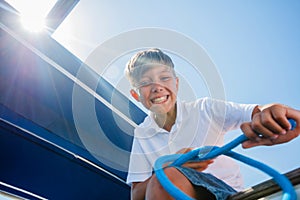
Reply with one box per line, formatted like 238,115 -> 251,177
229,168 -> 300,200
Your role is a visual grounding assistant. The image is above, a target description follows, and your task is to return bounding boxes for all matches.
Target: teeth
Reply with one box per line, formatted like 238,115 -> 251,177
152,96 -> 167,103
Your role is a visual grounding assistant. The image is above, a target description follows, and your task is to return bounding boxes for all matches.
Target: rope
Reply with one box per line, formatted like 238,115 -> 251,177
154,119 -> 297,200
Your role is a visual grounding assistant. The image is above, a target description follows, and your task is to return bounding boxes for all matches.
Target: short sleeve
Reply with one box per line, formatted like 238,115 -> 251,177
201,98 -> 257,132
126,137 -> 153,185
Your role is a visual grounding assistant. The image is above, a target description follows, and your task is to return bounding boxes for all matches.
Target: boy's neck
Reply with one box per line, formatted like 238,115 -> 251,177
154,104 -> 177,132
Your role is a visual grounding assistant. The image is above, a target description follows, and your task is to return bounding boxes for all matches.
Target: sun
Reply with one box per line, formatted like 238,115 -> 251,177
20,15 -> 46,32
5,0 -> 57,32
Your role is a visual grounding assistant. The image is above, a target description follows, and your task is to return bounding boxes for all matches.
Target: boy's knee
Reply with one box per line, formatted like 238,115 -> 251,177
146,167 -> 198,199
164,167 -> 180,175
148,168 -> 177,187
146,167 -> 180,199
147,167 -> 185,191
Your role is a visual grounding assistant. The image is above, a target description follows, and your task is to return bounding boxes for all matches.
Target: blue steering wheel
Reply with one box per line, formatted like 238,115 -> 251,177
154,119 -> 297,200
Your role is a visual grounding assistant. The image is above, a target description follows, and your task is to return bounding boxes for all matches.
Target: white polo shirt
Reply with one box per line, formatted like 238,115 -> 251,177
126,97 -> 256,191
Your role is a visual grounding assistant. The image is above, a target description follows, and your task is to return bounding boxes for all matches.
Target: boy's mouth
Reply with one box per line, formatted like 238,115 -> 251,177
151,95 -> 168,104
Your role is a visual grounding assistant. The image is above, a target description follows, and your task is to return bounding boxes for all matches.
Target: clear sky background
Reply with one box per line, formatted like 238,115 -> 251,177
50,1 -> 300,188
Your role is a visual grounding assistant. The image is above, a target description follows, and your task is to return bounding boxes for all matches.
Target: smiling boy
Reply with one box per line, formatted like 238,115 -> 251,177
125,48 -> 300,200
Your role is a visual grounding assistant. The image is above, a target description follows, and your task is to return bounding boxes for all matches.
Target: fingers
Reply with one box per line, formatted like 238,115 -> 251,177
240,122 -> 259,141
245,105 -> 294,138
241,105 -> 300,148
240,122 -> 272,148
176,148 -> 214,171
251,115 -> 279,139
251,104 -> 290,138
243,128 -> 299,148
241,137 -> 273,148
176,148 -> 194,154
182,160 -> 214,171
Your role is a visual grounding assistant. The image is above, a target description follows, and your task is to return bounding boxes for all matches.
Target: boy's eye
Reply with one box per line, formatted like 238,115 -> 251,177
136,76 -> 173,88
160,76 -> 171,82
138,80 -> 151,87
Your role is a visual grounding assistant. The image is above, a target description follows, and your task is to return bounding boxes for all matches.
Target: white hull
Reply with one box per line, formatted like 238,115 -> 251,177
259,184 -> 300,200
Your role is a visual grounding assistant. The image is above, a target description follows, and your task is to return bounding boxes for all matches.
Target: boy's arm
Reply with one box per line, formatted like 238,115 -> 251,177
241,104 -> 300,148
131,178 -> 151,200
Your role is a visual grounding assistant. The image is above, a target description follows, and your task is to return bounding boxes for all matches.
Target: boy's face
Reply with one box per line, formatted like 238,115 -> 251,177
130,65 -> 178,115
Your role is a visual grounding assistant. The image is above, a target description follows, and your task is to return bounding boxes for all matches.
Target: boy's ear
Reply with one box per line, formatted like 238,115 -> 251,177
130,89 -> 140,101
175,77 -> 179,91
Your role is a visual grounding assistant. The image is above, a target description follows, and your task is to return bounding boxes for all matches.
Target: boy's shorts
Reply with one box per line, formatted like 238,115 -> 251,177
175,167 -> 237,200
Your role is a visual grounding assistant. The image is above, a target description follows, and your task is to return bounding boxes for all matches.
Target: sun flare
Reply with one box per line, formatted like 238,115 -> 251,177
20,15 -> 46,32
5,0 -> 56,32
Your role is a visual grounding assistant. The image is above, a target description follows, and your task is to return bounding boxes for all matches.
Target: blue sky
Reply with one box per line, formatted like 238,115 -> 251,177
4,0 -> 297,190
2,1 -> 299,199
50,1 -> 300,188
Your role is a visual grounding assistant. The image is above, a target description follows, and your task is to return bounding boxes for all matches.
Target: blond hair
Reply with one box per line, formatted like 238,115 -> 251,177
125,48 -> 175,87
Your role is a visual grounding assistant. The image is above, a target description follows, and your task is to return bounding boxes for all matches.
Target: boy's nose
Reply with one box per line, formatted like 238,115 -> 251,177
151,83 -> 164,92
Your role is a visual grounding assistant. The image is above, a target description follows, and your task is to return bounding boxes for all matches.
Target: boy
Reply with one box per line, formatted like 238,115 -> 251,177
125,48 -> 299,200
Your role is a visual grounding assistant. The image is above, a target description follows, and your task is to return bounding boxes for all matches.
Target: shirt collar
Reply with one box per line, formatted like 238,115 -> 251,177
148,100 -> 183,133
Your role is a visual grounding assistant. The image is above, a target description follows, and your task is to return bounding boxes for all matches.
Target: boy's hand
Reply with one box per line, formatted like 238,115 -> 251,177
241,104 -> 300,148
176,148 -> 214,172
